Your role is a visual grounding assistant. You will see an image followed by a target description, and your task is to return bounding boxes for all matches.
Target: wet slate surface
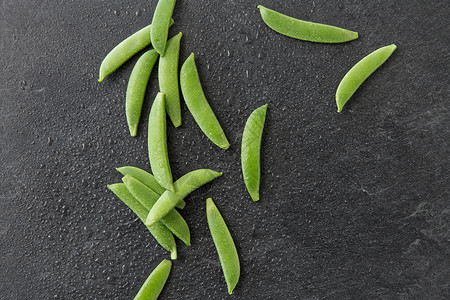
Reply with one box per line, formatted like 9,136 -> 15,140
1,0 -> 449,299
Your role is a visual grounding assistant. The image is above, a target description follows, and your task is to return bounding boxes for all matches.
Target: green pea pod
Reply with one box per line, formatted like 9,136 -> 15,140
148,93 -> 175,192
206,198 -> 240,294
146,169 -> 223,226
159,32 -> 182,127
126,50 -> 159,136
180,53 -> 230,149
336,44 -> 397,112
151,0 -> 177,56
241,104 -> 268,201
258,5 -> 358,43
107,183 -> 177,259
123,175 -> 191,246
98,20 -> 174,82
116,166 -> 186,209
134,259 -> 172,300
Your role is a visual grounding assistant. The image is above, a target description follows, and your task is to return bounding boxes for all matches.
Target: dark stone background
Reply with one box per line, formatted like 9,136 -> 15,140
1,0 -> 448,299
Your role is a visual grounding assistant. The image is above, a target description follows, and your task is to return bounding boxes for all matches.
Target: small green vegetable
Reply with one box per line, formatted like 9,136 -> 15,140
126,50 -> 159,136
107,183 -> 177,259
123,175 -> 191,246
206,198 -> 240,294
148,93 -> 175,192
159,33 -> 183,127
241,104 -> 268,201
258,5 -> 358,43
180,53 -> 230,149
134,259 -> 172,300
116,166 -> 186,209
151,0 -> 177,56
336,44 -> 397,112
146,169 -> 223,226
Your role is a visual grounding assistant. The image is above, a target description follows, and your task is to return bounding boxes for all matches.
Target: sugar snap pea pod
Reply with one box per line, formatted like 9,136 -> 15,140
206,198 -> 240,294
134,259 -> 172,300
180,53 -> 230,149
148,93 -> 175,192
336,44 -> 397,112
258,5 -> 358,43
151,0 -> 177,56
123,175 -> 191,246
126,50 -> 159,136
98,20 -> 174,82
146,169 -> 223,226
116,166 -> 186,209
159,32 -> 182,127
107,183 -> 177,259
241,104 -> 268,201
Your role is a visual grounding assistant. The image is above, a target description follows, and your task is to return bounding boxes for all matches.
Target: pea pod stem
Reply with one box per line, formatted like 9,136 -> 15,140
126,50 -> 159,136
107,183 -> 177,259
145,169 -> 223,226
241,104 -> 268,201
258,5 -> 358,43
206,198 -> 240,294
336,44 -> 397,112
134,259 -> 172,300
151,0 -> 177,56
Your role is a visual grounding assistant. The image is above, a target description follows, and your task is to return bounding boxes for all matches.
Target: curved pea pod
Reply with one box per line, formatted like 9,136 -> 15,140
159,32 -> 182,127
126,50 -> 159,136
151,0 -> 177,56
241,104 -> 268,201
116,166 -> 186,209
258,5 -> 358,43
206,198 -> 240,294
123,175 -> 191,246
148,93 -> 175,192
98,20 -> 173,82
134,259 -> 172,300
146,169 -> 223,226
107,183 -> 177,259
180,53 -> 230,149
336,44 -> 397,112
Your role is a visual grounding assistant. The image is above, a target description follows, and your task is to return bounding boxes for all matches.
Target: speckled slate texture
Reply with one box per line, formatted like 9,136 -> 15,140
1,0 -> 449,299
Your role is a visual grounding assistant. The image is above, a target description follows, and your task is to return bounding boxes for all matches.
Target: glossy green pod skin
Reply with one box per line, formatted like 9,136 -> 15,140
180,53 -> 230,149
116,166 -> 186,209
146,169 -> 223,226
206,198 -> 240,294
258,5 -> 358,43
159,33 -> 182,127
123,175 -> 191,246
148,93 -> 175,192
107,183 -> 177,259
126,50 -> 159,136
241,104 -> 268,201
151,0 -> 177,56
336,44 -> 397,112
134,259 -> 172,300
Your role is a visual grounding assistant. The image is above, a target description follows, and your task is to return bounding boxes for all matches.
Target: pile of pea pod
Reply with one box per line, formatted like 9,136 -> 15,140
100,1 -> 397,299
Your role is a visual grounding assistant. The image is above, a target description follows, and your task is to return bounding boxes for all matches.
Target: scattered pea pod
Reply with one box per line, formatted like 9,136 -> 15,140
123,175 -> 191,246
146,169 -> 223,226
336,44 -> 397,112
151,0 -> 177,56
241,104 -> 268,201
126,49 -> 159,136
107,183 -> 177,259
159,32 -> 183,127
258,5 -> 358,43
116,166 -> 186,209
134,259 -> 172,300
180,53 -> 230,149
206,198 -> 240,294
148,93 -> 175,192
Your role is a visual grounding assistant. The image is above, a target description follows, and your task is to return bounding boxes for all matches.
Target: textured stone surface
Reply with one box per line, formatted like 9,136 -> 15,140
1,0 -> 448,299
